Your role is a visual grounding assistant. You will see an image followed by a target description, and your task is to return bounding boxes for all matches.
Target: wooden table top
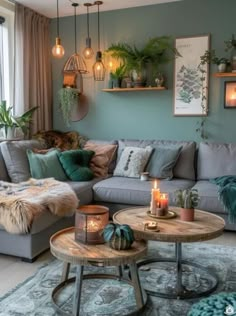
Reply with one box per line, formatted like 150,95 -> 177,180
50,227 -> 147,266
113,206 -> 225,243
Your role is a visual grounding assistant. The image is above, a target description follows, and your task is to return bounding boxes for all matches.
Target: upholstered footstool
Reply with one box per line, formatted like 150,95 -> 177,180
188,292 -> 236,316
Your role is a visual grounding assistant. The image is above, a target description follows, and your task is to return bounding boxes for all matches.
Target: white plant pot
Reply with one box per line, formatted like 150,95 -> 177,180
1,126 -> 16,139
218,63 -> 227,73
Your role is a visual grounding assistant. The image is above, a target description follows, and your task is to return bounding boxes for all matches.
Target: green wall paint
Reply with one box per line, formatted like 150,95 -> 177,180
51,0 -> 236,143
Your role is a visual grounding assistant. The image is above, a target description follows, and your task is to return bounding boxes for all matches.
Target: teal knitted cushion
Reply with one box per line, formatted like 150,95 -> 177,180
188,292 -> 236,316
58,149 -> 94,181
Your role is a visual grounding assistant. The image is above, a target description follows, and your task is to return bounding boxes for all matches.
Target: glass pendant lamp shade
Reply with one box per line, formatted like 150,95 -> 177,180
93,1 -> 105,81
83,3 -> 94,59
63,3 -> 88,74
52,37 -> 65,58
52,0 -> 65,58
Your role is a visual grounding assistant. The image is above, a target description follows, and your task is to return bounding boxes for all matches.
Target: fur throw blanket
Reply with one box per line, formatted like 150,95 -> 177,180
0,178 -> 79,234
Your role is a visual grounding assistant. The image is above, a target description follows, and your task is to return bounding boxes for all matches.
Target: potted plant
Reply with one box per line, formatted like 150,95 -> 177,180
225,34 -> 236,72
0,100 -> 38,139
58,87 -> 80,126
110,64 -> 127,88
102,223 -> 135,250
174,189 -> 199,221
200,50 -> 230,72
106,36 -> 180,87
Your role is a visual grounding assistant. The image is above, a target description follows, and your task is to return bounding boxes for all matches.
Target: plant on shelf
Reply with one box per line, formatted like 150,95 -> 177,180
58,87 -> 80,126
200,49 -> 230,73
110,64 -> 127,88
0,100 -> 38,139
106,36 -> 180,87
174,189 -> 199,221
102,223 -> 135,250
225,34 -> 236,72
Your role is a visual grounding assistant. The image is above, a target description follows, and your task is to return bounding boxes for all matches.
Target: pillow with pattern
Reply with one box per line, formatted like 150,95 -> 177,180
114,146 -> 153,178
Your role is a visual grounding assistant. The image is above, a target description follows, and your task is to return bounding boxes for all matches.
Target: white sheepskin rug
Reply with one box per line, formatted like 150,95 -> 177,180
0,178 -> 79,234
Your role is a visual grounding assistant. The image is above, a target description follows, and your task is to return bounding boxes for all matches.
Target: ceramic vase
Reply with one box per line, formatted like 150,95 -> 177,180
218,63 -> 227,73
180,208 -> 195,221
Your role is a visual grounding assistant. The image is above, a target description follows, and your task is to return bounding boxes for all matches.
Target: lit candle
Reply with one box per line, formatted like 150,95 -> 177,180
160,193 -> 169,211
153,180 -> 160,207
150,188 -> 157,214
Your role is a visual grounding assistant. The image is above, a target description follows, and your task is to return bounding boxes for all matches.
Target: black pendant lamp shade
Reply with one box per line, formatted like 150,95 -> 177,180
63,3 -> 88,74
93,1 -> 105,81
83,3 -> 94,59
52,0 -> 65,58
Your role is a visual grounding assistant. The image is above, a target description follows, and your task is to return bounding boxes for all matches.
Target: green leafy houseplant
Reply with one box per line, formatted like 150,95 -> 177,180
102,223 -> 135,250
200,50 -> 230,66
106,36 -> 180,86
0,100 -> 38,138
175,189 -> 199,209
58,88 -> 80,126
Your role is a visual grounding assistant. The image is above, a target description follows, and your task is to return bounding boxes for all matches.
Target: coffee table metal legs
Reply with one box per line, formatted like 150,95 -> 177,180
138,242 -> 218,299
51,262 -> 147,316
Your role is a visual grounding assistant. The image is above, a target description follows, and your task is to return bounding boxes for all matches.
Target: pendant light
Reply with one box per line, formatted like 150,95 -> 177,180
83,3 -> 94,59
52,0 -> 65,58
93,1 -> 105,81
63,3 -> 88,74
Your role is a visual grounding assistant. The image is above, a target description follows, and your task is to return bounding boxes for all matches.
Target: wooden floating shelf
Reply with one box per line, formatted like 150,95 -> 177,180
102,87 -> 167,92
213,72 -> 236,77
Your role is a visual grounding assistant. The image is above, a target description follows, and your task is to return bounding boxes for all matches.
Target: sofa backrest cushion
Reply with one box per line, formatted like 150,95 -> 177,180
197,142 -> 236,180
118,139 -> 196,180
1,140 -> 44,183
0,145 -> 10,182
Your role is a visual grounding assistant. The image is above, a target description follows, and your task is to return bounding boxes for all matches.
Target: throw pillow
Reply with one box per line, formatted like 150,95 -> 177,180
83,142 -> 118,177
114,146 -> 153,178
27,149 -> 68,181
58,149 -> 94,181
146,145 -> 182,179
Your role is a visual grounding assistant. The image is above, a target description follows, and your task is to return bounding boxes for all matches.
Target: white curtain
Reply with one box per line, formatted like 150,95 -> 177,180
14,3 -> 52,134
0,21 -> 4,102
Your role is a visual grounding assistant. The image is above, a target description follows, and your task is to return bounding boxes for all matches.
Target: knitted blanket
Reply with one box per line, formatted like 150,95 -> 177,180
0,178 -> 79,234
210,175 -> 236,223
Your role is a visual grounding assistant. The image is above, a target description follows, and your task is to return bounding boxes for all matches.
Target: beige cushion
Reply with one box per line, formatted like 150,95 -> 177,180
83,142 -> 117,177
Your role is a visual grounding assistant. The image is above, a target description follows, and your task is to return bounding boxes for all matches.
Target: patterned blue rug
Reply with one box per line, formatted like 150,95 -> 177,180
0,241 -> 236,316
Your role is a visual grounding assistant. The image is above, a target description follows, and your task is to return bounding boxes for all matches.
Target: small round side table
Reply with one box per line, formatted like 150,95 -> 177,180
50,227 -> 147,316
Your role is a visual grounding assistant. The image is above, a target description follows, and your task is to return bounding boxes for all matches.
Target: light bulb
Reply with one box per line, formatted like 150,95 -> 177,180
96,63 -> 101,71
83,47 -> 94,59
52,37 -> 65,59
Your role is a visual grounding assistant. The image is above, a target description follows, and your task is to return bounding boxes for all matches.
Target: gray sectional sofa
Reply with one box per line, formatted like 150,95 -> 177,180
0,138 -> 235,262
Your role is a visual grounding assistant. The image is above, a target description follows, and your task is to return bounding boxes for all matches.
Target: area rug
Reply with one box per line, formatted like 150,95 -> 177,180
0,241 -> 236,316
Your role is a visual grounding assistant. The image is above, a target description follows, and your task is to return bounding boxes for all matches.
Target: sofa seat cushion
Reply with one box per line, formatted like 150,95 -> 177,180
67,178 -> 101,205
93,177 -> 195,206
191,181 -> 226,214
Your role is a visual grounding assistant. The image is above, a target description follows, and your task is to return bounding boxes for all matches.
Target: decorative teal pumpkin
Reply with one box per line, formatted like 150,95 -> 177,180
102,223 -> 135,250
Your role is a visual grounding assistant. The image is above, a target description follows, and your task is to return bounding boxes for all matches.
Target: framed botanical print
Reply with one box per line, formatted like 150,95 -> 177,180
173,35 -> 210,116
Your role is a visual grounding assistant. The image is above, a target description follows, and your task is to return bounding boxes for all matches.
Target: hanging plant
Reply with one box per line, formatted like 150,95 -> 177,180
58,87 -> 80,126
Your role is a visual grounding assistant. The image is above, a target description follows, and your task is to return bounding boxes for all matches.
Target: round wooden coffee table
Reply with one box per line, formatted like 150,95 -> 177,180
50,227 -> 147,316
113,206 -> 225,299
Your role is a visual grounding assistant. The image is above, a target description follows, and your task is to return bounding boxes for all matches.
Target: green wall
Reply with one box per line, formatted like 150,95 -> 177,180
51,0 -> 236,143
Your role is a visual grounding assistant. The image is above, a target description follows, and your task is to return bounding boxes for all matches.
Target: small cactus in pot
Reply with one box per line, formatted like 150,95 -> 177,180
174,189 -> 199,221
102,223 -> 135,250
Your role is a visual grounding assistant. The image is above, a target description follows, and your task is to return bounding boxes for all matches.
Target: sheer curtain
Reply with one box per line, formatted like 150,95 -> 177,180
14,3 -> 52,135
0,20 -> 4,102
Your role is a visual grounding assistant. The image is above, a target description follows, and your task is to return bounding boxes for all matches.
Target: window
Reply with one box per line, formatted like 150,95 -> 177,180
0,2 -> 14,107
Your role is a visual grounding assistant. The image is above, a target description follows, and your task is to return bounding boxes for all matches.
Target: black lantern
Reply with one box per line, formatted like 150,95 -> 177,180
75,205 -> 109,244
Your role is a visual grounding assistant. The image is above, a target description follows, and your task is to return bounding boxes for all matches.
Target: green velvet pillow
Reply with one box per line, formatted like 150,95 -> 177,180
146,145 -> 182,179
58,149 -> 94,181
27,149 -> 68,181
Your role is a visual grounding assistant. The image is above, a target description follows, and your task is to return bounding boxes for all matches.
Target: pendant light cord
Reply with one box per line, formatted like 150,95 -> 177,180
97,3 -> 100,51
87,6 -> 90,38
73,3 -> 77,53
56,0 -> 59,37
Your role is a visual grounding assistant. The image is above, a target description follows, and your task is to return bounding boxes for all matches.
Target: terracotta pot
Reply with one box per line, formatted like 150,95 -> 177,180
180,208 -> 195,222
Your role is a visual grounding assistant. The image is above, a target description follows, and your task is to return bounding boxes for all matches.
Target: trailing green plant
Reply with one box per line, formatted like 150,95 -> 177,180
0,100 -> 38,137
200,50 -> 230,66
106,36 -> 180,75
58,88 -> 80,126
102,223 -> 135,250
224,34 -> 236,51
175,189 -> 199,209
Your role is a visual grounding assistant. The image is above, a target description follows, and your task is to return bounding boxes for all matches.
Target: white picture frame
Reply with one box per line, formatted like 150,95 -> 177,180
173,35 -> 210,116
